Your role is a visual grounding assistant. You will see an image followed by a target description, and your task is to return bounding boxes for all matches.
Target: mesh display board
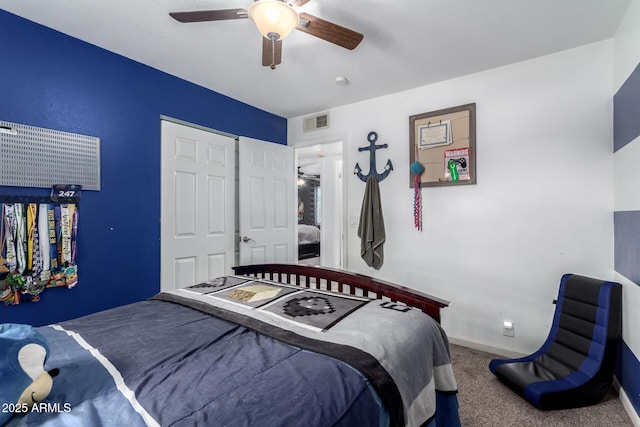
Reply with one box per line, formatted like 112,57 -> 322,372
0,120 -> 100,191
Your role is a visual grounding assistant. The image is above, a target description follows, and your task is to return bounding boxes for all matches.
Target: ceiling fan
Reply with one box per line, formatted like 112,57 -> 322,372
169,0 -> 364,69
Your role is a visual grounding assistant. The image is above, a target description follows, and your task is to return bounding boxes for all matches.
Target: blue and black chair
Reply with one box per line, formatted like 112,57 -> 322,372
489,274 -> 622,410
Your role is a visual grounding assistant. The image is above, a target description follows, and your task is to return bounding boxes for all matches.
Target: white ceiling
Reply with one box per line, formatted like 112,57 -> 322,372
0,0 -> 631,119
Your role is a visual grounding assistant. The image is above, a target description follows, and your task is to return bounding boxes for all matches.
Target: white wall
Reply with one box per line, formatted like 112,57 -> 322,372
614,0 -> 640,90
289,40 -> 614,354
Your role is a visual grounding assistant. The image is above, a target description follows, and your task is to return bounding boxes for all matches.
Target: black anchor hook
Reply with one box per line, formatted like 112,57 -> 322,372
354,131 -> 394,183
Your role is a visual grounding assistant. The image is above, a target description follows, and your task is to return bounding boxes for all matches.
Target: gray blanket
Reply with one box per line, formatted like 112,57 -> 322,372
358,176 -> 385,269
160,276 -> 458,427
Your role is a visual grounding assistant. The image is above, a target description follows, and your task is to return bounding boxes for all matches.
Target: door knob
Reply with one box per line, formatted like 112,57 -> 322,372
242,236 -> 255,243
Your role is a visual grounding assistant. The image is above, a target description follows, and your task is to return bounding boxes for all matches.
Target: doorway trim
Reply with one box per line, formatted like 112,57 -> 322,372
160,115 -> 238,139
293,134 -> 347,270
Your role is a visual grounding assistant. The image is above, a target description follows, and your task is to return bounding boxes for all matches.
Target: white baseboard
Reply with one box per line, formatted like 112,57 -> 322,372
448,337 -> 525,359
617,381 -> 640,427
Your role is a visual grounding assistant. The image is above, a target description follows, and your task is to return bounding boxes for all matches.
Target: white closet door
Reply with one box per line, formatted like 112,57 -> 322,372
161,120 -> 235,291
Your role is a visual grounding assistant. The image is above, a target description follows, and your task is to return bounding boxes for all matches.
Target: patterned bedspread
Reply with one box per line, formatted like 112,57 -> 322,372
4,275 -> 460,427
159,276 -> 460,427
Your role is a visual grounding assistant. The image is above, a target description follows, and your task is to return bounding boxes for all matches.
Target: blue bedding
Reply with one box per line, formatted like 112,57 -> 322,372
5,276 -> 460,427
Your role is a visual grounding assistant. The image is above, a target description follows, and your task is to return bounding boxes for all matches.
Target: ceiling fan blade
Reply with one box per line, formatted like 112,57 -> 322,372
296,12 -> 363,50
293,0 -> 312,6
262,37 -> 283,69
169,9 -> 248,23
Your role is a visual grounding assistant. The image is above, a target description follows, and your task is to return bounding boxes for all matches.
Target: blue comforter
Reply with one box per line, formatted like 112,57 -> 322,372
6,277 -> 460,427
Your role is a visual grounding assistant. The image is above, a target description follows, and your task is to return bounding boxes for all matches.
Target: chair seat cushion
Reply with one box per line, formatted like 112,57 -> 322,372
490,360 -> 558,392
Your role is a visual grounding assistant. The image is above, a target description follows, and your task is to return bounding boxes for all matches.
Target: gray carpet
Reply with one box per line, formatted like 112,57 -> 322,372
450,344 -> 633,426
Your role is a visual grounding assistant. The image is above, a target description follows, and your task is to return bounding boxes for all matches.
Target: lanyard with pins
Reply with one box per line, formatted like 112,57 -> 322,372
38,203 -> 50,272
0,205 -> 8,274
4,204 -> 18,274
59,204 -> 71,266
26,203 -> 37,273
14,204 -> 26,275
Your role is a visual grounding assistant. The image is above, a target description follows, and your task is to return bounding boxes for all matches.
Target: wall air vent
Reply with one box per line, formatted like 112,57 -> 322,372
303,112 -> 330,133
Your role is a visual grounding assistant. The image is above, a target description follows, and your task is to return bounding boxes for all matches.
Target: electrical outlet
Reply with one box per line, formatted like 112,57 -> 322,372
503,320 -> 515,337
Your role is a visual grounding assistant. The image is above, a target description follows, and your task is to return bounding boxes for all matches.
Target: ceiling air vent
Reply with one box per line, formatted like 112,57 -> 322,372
303,112 -> 330,133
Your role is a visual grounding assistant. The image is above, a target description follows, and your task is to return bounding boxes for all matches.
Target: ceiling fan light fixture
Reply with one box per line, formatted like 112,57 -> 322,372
248,0 -> 299,40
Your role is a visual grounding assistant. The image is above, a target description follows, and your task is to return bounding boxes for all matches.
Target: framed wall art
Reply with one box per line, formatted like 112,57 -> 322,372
409,103 -> 476,187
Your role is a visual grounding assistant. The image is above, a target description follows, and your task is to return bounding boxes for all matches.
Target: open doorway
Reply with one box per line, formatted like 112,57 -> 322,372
295,142 -> 344,269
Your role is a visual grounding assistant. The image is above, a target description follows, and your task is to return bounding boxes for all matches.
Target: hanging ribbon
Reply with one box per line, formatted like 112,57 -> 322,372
14,204 -> 26,275
38,204 -> 50,272
60,204 -> 72,266
26,203 -> 37,273
3,204 -> 17,274
71,205 -> 78,265
0,201 -> 79,306
65,204 -> 78,288
0,205 -> 14,304
54,204 -> 62,270
48,204 -> 59,272
414,175 -> 422,230
410,160 -> 425,231
0,207 -> 7,275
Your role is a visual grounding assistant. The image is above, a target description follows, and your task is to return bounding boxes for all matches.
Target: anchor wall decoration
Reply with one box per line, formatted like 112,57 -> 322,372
354,131 -> 394,183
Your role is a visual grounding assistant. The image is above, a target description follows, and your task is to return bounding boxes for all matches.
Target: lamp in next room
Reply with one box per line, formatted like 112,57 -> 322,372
248,0 -> 299,41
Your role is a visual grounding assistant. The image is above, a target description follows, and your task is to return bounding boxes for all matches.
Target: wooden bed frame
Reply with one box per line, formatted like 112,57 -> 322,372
232,264 -> 450,323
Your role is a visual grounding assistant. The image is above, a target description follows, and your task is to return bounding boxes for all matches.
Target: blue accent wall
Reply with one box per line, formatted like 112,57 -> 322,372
614,63 -> 640,152
616,340 -> 640,416
613,58 -> 640,417
614,211 -> 640,286
0,10 -> 286,326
